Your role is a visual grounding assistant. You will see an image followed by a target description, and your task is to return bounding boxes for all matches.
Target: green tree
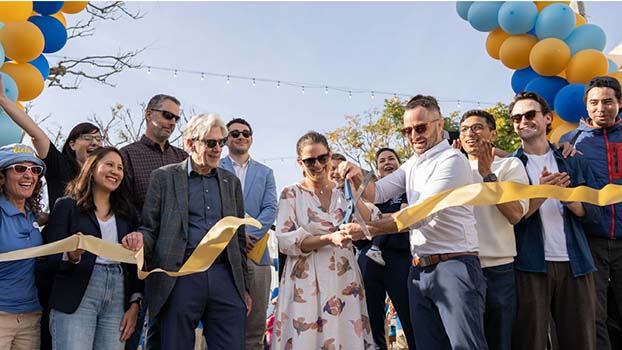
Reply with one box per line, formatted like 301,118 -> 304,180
486,103 -> 521,152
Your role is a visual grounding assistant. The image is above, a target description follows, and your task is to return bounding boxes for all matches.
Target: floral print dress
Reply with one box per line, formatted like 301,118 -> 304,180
272,183 -> 376,350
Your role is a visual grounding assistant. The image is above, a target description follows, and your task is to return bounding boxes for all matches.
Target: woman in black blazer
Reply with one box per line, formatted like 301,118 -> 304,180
45,147 -> 144,350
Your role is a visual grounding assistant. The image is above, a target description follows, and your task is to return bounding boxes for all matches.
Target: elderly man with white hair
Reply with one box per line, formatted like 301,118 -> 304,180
139,113 -> 251,350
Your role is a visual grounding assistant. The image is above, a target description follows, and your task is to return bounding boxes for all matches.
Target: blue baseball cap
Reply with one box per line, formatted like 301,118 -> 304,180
0,143 -> 46,176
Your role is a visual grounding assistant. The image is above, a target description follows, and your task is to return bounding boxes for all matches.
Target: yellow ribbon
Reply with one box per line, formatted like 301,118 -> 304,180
247,233 -> 270,264
394,181 -> 622,232
0,216 -> 261,280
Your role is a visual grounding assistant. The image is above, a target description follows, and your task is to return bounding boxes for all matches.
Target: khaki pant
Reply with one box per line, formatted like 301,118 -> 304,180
0,311 -> 41,350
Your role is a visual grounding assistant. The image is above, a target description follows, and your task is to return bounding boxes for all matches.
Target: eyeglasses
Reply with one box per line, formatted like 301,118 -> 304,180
151,108 -> 181,122
400,118 -> 441,136
300,153 -> 330,167
5,164 -> 44,175
229,130 -> 252,139
80,134 -> 102,142
511,110 -> 541,123
194,138 -> 227,148
459,123 -> 487,135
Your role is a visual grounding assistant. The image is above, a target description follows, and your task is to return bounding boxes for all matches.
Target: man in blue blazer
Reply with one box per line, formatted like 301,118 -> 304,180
220,118 -> 277,350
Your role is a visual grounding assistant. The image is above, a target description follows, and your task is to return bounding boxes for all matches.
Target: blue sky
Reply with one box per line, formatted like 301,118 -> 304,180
29,1 -> 622,192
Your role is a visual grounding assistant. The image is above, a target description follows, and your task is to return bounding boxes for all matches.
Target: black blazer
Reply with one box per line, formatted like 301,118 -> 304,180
45,196 -> 143,314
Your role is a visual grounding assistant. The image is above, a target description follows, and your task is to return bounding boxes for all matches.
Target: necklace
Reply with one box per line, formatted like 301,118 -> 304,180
307,180 -> 332,196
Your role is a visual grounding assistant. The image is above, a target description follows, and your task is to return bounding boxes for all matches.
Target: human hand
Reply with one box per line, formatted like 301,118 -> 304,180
119,303 -> 139,342
555,142 -> 582,158
540,166 -> 570,188
451,139 -> 462,150
476,140 -> 495,178
121,232 -> 143,251
245,234 -> 257,253
244,292 -> 253,316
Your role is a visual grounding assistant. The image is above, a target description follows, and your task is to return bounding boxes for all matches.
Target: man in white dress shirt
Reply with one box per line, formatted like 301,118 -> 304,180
339,95 -> 488,349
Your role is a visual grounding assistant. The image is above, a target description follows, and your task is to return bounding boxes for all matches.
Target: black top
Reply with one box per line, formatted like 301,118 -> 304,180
42,140 -> 78,210
374,193 -> 410,251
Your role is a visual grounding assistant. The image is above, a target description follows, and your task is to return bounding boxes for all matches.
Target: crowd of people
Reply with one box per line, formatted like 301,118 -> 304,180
0,73 -> 621,350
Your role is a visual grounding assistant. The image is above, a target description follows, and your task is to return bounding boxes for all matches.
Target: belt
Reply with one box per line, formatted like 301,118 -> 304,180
412,252 -> 478,268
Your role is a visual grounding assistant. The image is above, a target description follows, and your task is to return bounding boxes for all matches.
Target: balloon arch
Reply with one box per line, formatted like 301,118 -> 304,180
457,1 -> 622,142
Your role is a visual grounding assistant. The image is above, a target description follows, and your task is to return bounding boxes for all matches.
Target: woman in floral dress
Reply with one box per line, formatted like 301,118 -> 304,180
273,131 -> 376,350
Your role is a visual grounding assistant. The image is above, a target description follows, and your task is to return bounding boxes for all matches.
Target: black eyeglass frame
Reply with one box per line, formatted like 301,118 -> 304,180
300,153 -> 331,167
150,108 -> 181,122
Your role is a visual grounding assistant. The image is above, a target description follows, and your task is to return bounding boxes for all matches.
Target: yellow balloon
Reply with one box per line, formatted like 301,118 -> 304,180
529,38 -> 571,76
16,101 -> 25,112
0,62 -> 45,101
499,34 -> 539,70
51,11 -> 67,27
0,1 -> 33,23
557,69 -> 567,79
0,21 -> 45,63
608,71 -> 622,86
551,111 -> 564,130
549,121 -> 579,143
575,13 -> 587,26
566,49 -> 609,84
486,28 -> 511,60
61,1 -> 88,14
535,1 -> 570,12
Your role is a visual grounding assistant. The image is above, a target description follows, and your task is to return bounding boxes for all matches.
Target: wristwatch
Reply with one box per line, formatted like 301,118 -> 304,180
482,173 -> 498,182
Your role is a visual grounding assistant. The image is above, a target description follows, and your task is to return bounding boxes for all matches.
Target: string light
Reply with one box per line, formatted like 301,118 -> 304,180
173,70 -> 178,78
200,73 -> 205,81
276,81 -> 281,89
457,100 -> 461,109
325,86 -> 329,94
252,78 -> 256,87
371,91 -> 375,99
301,86 -> 305,94
348,91 -> 352,99
226,75 -> 230,84
147,66 -> 151,74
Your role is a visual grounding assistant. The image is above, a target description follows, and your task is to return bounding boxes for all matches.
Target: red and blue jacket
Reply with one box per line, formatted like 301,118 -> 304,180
560,119 -> 622,240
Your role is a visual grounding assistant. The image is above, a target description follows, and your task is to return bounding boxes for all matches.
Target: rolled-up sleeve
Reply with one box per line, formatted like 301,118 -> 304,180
275,187 -> 313,257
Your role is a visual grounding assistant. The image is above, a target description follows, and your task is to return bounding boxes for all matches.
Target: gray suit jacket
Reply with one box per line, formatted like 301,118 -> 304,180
139,160 -> 248,317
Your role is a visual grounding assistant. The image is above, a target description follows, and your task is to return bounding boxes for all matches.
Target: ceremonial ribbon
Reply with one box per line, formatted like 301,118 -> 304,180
393,181 -> 622,232
0,216 -> 261,280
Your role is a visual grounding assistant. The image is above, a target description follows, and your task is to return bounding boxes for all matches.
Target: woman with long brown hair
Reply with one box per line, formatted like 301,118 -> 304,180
45,147 -> 143,350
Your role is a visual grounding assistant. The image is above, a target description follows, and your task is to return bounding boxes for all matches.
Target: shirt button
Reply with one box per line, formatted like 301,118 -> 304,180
207,206 -> 211,210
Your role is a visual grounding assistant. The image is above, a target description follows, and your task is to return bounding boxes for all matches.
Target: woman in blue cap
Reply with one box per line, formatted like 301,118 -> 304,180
0,143 -> 46,349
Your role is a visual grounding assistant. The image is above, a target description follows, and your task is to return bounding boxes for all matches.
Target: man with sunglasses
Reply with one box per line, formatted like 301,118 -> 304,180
559,76 -> 622,350
508,91 -> 600,350
338,95 -> 487,349
140,112 -> 251,350
121,94 -> 188,350
219,118 -> 277,350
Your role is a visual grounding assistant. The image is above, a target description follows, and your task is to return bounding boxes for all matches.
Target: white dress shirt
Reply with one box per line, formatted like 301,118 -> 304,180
229,155 -> 250,190
375,141 -> 479,257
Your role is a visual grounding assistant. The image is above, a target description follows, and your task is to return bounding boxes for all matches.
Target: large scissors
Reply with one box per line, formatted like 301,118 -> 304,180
341,171 -> 375,240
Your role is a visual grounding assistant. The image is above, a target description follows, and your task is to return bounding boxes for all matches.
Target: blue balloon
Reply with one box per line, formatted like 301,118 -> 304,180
456,2 -> 474,21
0,111 -> 24,147
0,72 -> 19,102
498,2 -> 538,35
28,54 -> 50,80
608,58 -> 620,74
554,84 -> 588,123
524,76 -> 568,107
0,43 -> 4,69
511,67 -> 541,93
468,2 -> 504,32
564,24 -> 607,56
33,1 -> 64,15
535,3 -> 576,40
28,16 -> 68,54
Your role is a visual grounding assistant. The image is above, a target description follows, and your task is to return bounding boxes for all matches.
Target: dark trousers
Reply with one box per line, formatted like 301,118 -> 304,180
158,263 -> 246,350
588,236 -> 622,350
358,248 -> 415,349
408,255 -> 487,349
482,263 -> 516,350
512,262 -> 596,350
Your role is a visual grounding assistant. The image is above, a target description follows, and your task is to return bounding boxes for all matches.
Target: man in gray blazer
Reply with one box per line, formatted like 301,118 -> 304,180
140,112 -> 251,350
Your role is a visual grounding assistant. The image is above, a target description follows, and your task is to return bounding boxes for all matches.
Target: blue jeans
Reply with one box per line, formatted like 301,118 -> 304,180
408,255 -> 488,350
50,264 -> 125,350
483,262 -> 516,350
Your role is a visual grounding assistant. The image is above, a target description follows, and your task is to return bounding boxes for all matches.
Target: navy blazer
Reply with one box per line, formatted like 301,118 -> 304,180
45,197 -> 143,314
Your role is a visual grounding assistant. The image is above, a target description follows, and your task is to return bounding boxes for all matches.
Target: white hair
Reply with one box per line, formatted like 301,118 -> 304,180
183,112 -> 229,151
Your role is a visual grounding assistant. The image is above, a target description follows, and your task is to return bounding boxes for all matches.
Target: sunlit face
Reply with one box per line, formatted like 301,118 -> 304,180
69,129 -> 102,165
402,107 -> 444,155
376,150 -> 400,178
459,116 -> 497,157
2,162 -> 40,201
187,127 -> 225,172
586,87 -> 622,128
511,99 -> 551,142
297,143 -> 331,182
92,152 -> 124,193
226,122 -> 253,155
329,159 -> 343,186
146,99 -> 180,142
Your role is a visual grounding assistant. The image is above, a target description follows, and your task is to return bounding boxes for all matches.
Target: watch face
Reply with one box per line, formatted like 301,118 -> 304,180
483,173 -> 498,182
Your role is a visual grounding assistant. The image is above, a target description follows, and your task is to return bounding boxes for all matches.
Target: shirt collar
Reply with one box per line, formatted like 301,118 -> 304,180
187,158 -> 217,178
228,155 -> 251,168
0,194 -> 27,217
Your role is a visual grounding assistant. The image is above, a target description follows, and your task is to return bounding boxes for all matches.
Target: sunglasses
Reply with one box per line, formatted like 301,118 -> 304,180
230,130 -> 252,139
80,134 -> 103,142
511,110 -> 540,123
400,118 -> 441,136
5,164 -> 44,175
151,108 -> 181,122
300,153 -> 330,167
194,138 -> 227,148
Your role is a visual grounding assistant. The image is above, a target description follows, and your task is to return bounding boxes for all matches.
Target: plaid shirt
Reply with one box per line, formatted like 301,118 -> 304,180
120,135 -> 188,211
